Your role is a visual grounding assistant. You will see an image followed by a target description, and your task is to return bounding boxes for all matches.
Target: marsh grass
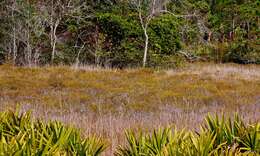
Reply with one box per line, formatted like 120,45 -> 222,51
0,63 -> 259,155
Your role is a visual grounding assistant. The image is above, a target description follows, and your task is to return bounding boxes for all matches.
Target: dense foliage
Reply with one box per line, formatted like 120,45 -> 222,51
0,0 -> 259,67
116,114 -> 260,156
1,110 -> 259,155
0,110 -> 106,155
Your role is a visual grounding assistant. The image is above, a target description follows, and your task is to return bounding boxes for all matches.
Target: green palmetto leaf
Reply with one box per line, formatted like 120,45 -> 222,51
204,113 -> 226,146
238,123 -> 260,153
115,130 -> 147,156
166,128 -> 191,156
0,110 -> 106,156
189,131 -> 216,156
146,128 -> 170,156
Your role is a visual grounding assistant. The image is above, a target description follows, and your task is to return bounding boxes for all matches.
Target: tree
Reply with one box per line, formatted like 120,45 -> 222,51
130,0 -> 165,67
132,0 -> 195,67
38,0 -> 88,64
2,0 -> 45,66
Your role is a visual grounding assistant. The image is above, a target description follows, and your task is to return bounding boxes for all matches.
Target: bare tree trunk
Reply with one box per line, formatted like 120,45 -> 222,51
75,44 -> 85,68
51,33 -> 56,63
50,0 -> 60,64
50,11 -> 54,63
138,1 -> 151,68
51,20 -> 59,64
34,48 -> 40,65
27,29 -> 32,66
143,28 -> 149,67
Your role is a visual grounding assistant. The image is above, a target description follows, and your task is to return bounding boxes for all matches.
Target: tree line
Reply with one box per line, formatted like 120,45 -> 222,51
0,0 -> 259,67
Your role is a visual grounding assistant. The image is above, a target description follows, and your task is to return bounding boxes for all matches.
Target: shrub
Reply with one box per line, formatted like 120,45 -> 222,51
148,14 -> 182,56
0,110 -> 106,155
115,113 -> 260,156
224,40 -> 260,64
95,13 -> 143,67
148,54 -> 186,69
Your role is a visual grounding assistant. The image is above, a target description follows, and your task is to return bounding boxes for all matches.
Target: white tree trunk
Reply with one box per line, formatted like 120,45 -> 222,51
75,44 -> 85,68
51,35 -> 57,63
51,20 -> 59,64
143,28 -> 149,67
27,30 -> 32,66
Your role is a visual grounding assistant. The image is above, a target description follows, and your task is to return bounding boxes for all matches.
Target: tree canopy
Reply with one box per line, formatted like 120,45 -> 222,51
0,0 -> 259,67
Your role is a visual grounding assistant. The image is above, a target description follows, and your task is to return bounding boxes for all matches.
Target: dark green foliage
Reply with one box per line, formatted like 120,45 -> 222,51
95,12 -> 183,67
149,14 -> 181,55
225,40 -> 260,64
95,12 -> 143,67
0,0 -> 259,67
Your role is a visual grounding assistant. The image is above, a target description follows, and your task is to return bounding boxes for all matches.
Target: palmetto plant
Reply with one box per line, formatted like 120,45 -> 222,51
146,128 -> 171,156
0,110 -> 106,156
203,113 -> 260,153
1,110 -> 259,156
238,124 -> 260,153
115,130 -> 147,156
166,129 -> 191,156
116,113 -> 260,156
188,131 -> 218,156
203,113 -> 245,146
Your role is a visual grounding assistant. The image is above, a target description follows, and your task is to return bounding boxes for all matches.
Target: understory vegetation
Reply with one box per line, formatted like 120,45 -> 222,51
0,110 -> 106,155
0,110 -> 259,155
116,114 -> 260,156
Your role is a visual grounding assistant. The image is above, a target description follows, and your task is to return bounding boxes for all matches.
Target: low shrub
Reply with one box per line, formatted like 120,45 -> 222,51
115,113 -> 259,156
0,111 -> 258,155
224,40 -> 260,64
0,110 -> 106,156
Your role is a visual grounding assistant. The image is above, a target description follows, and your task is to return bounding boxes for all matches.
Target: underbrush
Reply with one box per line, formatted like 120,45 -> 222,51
116,113 -> 259,156
0,110 -> 259,155
0,110 -> 106,155
191,41 -> 260,64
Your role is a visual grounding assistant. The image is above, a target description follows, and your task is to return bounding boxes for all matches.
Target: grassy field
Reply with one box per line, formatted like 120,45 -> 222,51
0,63 -> 259,155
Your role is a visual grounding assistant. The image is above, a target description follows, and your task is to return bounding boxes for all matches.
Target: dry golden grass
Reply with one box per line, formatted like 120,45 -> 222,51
0,63 -> 259,155
167,63 -> 260,80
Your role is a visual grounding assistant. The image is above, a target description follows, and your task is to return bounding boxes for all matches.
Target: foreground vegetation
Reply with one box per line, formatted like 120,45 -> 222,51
0,110 -> 259,155
116,113 -> 260,156
0,63 -> 259,154
0,110 -> 106,155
